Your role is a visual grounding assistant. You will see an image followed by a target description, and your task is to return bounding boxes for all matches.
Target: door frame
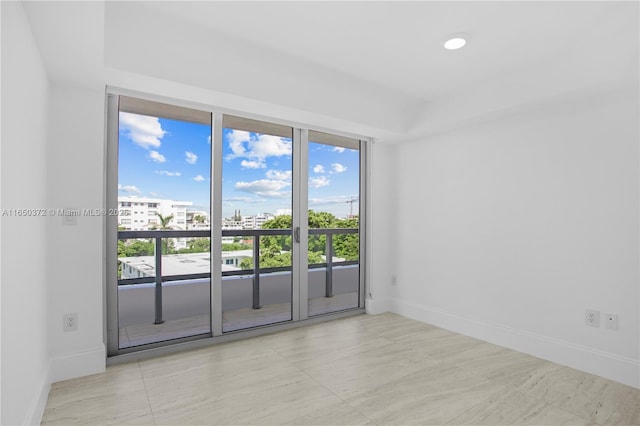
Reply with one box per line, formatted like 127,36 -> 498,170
105,88 -> 368,359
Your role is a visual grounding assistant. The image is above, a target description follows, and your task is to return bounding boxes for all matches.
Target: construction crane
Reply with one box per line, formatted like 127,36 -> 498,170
346,196 -> 358,218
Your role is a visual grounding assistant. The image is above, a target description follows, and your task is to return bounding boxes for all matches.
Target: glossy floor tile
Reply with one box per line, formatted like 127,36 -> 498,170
42,313 -> 639,425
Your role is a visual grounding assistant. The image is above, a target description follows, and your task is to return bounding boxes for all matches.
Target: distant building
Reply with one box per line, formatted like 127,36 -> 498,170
186,210 -> 210,230
222,218 -> 243,230
242,213 -> 274,229
119,250 -> 252,279
241,216 -> 253,229
118,196 -> 193,231
118,196 -> 193,249
221,249 -> 253,268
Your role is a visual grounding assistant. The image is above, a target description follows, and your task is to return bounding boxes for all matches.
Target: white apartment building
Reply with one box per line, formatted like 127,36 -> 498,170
186,210 -> 210,230
221,218 -> 243,230
242,213 -> 274,229
119,251 -> 248,279
118,196 -> 193,250
118,196 -> 193,231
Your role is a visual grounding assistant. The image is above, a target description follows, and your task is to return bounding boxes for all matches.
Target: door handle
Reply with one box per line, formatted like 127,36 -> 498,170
294,227 -> 300,243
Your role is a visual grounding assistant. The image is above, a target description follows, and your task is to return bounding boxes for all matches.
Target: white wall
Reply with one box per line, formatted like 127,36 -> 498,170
46,83 -> 106,382
366,142 -> 397,314
1,2 -> 52,424
390,88 -> 639,387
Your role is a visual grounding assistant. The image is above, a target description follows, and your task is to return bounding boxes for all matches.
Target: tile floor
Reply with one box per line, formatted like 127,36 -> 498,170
42,313 -> 639,425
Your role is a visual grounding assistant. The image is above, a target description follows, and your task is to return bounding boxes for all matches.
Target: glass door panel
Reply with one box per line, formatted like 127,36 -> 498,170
115,96 -> 212,349
307,131 -> 361,316
108,96 -> 366,356
220,116 -> 294,332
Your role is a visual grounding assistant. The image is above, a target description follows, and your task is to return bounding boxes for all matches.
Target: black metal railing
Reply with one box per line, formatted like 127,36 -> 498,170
117,228 -> 358,324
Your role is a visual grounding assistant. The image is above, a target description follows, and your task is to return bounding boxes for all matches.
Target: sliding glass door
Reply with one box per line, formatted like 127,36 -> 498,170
307,131 -> 361,316
108,96 -> 213,352
107,94 -> 366,356
220,116 -> 295,332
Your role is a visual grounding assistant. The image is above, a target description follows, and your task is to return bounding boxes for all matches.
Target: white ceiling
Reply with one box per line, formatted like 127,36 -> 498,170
22,1 -> 639,141
143,1 -> 615,100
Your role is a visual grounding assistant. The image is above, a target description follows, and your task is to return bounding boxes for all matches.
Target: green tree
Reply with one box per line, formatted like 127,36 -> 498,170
221,242 -> 252,251
118,239 -> 154,257
117,239 -> 154,278
308,250 -> 324,264
260,214 -> 292,253
240,210 -> 358,268
240,250 -> 292,270
149,212 -> 176,254
152,212 -> 174,229
334,216 -> 359,261
307,210 -> 337,255
308,210 -> 337,228
240,257 -> 252,270
178,238 -> 211,254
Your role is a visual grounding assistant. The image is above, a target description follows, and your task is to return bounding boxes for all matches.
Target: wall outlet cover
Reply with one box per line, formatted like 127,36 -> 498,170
605,313 -> 619,330
63,313 -> 78,332
585,309 -> 600,327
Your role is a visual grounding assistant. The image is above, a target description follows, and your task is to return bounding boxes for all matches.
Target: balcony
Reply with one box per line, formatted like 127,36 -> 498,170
117,228 -> 360,348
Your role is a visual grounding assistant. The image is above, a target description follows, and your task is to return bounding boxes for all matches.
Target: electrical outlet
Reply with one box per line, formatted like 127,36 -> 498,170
605,313 -> 619,330
585,309 -> 600,327
63,313 -> 78,332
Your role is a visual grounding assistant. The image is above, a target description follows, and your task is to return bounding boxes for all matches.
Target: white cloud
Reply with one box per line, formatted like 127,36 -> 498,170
119,112 -> 166,149
155,171 -> 181,177
241,160 -> 266,169
223,196 -> 265,203
250,134 -> 292,158
149,192 -> 160,197
148,150 -> 166,163
118,184 -> 142,194
309,195 -> 358,205
226,129 -> 250,158
309,176 -> 330,188
235,179 -> 291,198
193,175 -> 205,182
266,169 -> 292,181
332,146 -> 346,153
185,151 -> 198,164
226,130 -> 292,162
331,163 -> 347,173
313,164 -> 325,174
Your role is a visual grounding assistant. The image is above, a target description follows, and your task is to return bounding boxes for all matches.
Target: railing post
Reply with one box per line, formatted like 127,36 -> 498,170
252,236 -> 261,309
325,233 -> 333,298
154,236 -> 164,324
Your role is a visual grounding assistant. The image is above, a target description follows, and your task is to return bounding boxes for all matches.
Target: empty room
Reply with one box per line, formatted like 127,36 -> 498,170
1,1 -> 638,425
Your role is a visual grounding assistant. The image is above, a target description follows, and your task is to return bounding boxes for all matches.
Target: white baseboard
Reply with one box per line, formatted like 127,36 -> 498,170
24,360 -> 52,426
365,297 -> 389,315
49,345 -> 106,384
390,298 -> 640,389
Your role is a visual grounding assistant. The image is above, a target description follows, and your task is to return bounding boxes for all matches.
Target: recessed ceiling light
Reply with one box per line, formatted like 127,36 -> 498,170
444,37 -> 466,50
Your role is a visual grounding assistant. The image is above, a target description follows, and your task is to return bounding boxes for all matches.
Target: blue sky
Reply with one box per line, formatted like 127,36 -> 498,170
118,113 -> 359,218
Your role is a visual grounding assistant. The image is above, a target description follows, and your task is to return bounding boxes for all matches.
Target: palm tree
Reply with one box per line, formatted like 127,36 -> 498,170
150,212 -> 175,254
153,212 -> 174,230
